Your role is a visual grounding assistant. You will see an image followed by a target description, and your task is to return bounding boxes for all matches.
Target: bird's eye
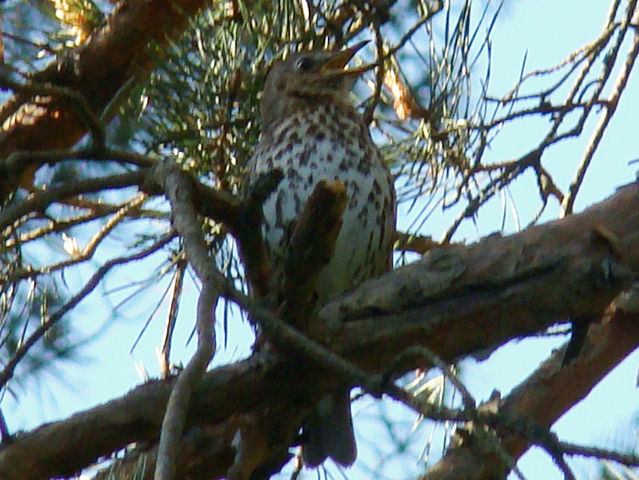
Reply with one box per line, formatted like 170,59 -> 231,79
295,56 -> 314,71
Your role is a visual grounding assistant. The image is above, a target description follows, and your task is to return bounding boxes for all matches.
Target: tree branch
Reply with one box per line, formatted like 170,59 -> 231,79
393,231 -> 440,255
0,0 -> 213,199
562,3 -> 639,215
6,194 -> 147,281
151,160 -> 222,480
0,170 -> 146,232
421,304 -> 639,480
282,180 -> 347,329
2,182 -> 639,479
319,181 -> 639,371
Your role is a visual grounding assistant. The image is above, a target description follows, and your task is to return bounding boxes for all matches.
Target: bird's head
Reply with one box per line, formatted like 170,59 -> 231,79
260,41 -> 370,131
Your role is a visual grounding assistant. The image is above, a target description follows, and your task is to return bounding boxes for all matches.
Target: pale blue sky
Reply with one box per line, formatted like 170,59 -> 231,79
4,1 -> 639,479
449,1 -> 639,478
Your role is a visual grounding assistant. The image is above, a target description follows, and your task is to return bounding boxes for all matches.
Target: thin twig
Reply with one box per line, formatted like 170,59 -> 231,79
559,440 -> 639,466
393,231 -> 439,255
0,231 -> 176,389
386,345 -> 475,412
0,408 -> 9,440
160,257 -> 186,377
362,22 -> 385,126
5,194 -> 148,281
3,202 -> 165,249
0,170 -> 146,232
562,2 -> 639,215
2,146 -> 155,177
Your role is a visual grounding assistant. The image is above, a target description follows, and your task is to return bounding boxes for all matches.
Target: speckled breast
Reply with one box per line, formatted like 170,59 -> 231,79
248,102 -> 396,305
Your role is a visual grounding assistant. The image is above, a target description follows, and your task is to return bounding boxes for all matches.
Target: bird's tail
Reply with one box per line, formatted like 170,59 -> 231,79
301,389 -> 356,467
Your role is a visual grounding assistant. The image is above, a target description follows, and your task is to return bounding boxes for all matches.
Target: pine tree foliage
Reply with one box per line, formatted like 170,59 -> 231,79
1,0 -> 639,478
129,0 -> 491,232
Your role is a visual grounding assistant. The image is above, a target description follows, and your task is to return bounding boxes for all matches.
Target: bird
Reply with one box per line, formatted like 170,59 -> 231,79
246,41 -> 396,467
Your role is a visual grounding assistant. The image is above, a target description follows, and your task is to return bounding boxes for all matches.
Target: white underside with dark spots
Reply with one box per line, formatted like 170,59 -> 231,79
248,101 -> 395,305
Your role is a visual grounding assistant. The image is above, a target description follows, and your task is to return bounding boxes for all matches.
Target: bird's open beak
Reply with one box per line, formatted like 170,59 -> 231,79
320,41 -> 371,76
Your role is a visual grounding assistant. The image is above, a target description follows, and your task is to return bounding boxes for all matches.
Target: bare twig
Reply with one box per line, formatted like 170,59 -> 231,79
0,408 -> 9,441
160,257 -> 187,378
558,440 -> 639,466
1,147 -> 155,184
0,231 -> 176,389
3,201 -> 166,250
362,23 -> 385,126
0,170 -> 146,232
386,345 -> 475,411
6,194 -> 147,281
393,231 -> 440,255
562,2 -> 639,215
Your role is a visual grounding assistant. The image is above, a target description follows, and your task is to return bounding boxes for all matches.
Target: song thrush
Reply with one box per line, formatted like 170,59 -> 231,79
246,41 -> 396,467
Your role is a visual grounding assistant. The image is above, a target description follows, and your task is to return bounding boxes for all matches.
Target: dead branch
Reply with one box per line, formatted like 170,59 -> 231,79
281,180 -> 347,329
0,170 -> 146,233
393,231 -> 440,255
5,194 -> 147,281
433,1 -> 639,241
160,259 -> 187,377
562,4 -> 639,215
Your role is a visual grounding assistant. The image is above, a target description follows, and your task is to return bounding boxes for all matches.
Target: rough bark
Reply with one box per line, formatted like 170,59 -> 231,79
320,181 -> 639,370
421,306 -> 639,480
0,0 -> 211,197
1,182 -> 639,480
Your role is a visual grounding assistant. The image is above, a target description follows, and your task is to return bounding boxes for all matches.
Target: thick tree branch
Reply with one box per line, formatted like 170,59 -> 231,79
421,305 -> 639,480
319,181 -> 639,371
2,182 -> 639,479
0,0 -> 213,199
